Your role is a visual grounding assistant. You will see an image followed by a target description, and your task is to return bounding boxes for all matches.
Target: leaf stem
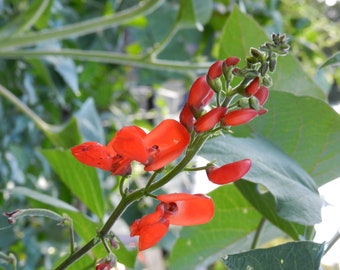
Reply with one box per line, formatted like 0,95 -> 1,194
251,217 -> 266,249
324,228 -> 340,255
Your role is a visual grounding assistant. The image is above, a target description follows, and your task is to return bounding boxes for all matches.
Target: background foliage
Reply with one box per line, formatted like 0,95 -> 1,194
0,0 -> 339,269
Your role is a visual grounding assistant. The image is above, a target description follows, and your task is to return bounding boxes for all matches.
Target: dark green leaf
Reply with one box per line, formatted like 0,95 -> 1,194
320,51 -> 340,69
169,184 -> 262,270
250,91 -> 340,186
223,241 -> 325,270
219,6 -> 325,99
200,128 -> 322,225
40,149 -> 105,219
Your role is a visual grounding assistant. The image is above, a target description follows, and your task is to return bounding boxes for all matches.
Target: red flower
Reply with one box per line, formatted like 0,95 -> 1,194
71,120 -> 190,175
179,103 -> 196,131
225,56 -> 241,66
207,60 -> 224,80
244,77 -> 260,96
254,85 -> 269,106
188,75 -> 214,116
206,159 -> 252,185
130,193 -> 214,250
194,107 -> 227,133
222,108 -> 258,126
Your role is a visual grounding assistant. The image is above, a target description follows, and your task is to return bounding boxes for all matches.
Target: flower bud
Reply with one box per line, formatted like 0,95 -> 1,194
188,76 -> 214,116
225,56 -> 240,66
194,107 -> 227,133
249,96 -> 261,110
222,108 -> 258,126
244,77 -> 260,96
179,103 -> 196,131
207,60 -> 223,80
206,159 -> 252,185
254,86 -> 269,106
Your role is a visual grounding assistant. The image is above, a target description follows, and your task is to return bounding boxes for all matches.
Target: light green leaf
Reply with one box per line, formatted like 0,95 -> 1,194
177,0 -> 213,30
223,241 -> 324,270
320,51 -> 340,69
40,149 -> 105,219
250,91 -> 340,186
75,98 -> 105,144
9,186 -> 78,212
219,6 -> 325,99
169,184 -> 261,270
200,128 -> 322,225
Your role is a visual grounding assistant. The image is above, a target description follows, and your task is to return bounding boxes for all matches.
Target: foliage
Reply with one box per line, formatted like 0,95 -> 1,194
0,0 -> 339,270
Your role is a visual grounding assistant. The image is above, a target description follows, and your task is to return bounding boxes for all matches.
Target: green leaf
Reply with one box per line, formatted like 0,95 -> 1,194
320,51 -> 340,69
250,91 -> 340,186
169,184 -> 262,270
9,186 -> 78,212
178,0 -> 213,30
74,98 -> 105,144
223,241 -> 325,270
40,149 -> 105,219
199,128 -> 322,225
219,6 -> 325,99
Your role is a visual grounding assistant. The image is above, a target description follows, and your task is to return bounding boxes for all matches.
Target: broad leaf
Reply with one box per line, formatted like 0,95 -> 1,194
40,149 -> 105,219
200,128 -> 322,225
177,0 -> 213,30
219,6 -> 325,99
250,91 -> 340,186
169,184 -> 261,270
223,241 -> 324,270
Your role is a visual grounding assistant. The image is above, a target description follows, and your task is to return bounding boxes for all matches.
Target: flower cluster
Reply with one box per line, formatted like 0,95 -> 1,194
70,34 -> 288,254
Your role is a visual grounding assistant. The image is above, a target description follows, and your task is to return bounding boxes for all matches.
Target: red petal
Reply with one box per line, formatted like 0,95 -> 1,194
222,108 -> 258,126
188,76 -> 214,114
179,103 -> 196,131
254,86 -> 269,106
194,107 -> 227,133
225,56 -> 240,66
206,159 -> 252,185
157,193 -> 214,226
111,126 -> 148,163
144,120 -> 190,171
71,142 -> 113,171
207,60 -> 223,79
245,77 -> 260,96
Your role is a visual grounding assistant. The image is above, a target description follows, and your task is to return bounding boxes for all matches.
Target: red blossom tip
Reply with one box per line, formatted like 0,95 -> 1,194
206,159 -> 252,185
207,60 -> 223,80
225,56 -> 241,66
188,76 -> 214,115
245,77 -> 260,96
254,85 -> 269,106
179,103 -> 196,131
222,108 -> 258,126
194,107 -> 227,133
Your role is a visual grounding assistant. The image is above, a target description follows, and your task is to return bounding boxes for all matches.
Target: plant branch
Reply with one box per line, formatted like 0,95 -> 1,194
0,0 -> 165,50
251,217 -> 266,249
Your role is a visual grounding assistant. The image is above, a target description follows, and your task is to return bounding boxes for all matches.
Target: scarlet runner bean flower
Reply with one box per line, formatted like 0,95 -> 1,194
194,107 -> 227,133
130,193 -> 214,251
222,108 -> 258,126
206,159 -> 252,185
71,119 -> 190,175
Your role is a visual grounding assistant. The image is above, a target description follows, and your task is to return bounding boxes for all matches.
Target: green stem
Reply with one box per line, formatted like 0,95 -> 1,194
251,217 -> 266,249
324,228 -> 340,255
0,83 -> 51,132
0,49 -> 211,73
55,133 -> 210,269
0,0 -> 164,50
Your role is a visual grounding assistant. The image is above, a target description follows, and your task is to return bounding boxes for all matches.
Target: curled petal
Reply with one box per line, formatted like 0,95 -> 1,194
157,193 -> 214,226
206,159 -> 252,185
144,120 -> 190,171
111,126 -> 148,163
130,204 -> 169,251
195,107 -> 227,133
71,142 -> 113,171
222,108 -> 258,126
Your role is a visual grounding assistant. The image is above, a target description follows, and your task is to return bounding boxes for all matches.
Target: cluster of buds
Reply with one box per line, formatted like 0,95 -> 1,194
70,34 -> 289,253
